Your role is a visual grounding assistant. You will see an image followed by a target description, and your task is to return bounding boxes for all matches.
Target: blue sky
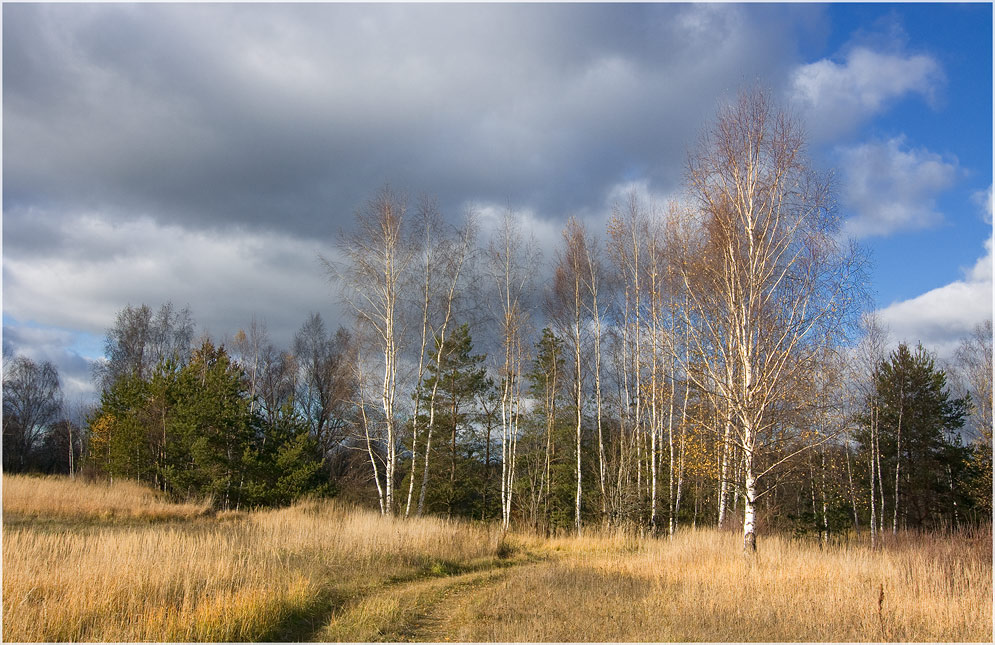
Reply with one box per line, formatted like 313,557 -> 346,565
818,3 -> 991,303
3,3 -> 992,403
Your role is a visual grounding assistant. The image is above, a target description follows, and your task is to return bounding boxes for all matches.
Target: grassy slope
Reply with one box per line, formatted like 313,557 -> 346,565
3,474 -> 991,642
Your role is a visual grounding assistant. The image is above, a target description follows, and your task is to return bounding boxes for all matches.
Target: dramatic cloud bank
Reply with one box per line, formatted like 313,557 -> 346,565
3,3 -> 989,401
3,3 -> 808,235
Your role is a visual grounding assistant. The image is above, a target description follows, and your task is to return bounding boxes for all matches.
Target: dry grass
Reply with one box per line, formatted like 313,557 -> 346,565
2,476 -> 500,642
2,474 -> 211,521
4,474 -> 991,642
445,527 -> 993,642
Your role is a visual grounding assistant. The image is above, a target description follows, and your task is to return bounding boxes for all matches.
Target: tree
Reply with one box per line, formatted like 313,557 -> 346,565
680,88 -> 860,551
97,302 -> 194,390
87,338 -> 326,509
487,210 -> 537,531
2,356 -> 63,472
231,317 -> 268,412
407,205 -> 476,518
329,185 -> 414,515
293,314 -> 354,461
606,194 -> 649,526
850,313 -> 889,545
858,343 -> 970,530
415,323 -> 489,518
254,343 -> 299,432
522,327 -> 572,531
550,218 -> 592,535
87,364 -> 170,486
954,320 -> 993,518
243,404 -> 329,507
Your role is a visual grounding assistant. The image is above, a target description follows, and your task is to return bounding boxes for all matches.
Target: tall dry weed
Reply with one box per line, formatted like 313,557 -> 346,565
447,527 -> 992,642
5,475 -> 990,642
3,477 -> 500,642
3,474 -> 211,521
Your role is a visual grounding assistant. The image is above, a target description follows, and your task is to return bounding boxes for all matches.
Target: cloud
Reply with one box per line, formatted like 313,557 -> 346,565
2,324 -> 100,404
790,46 -> 943,140
876,188 -> 993,359
973,185 -> 994,225
3,3 -> 813,235
2,209 -> 344,355
838,137 -> 958,239
2,3 -> 823,381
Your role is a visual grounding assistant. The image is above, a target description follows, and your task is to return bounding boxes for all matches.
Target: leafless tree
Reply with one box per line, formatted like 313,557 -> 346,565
680,88 -> 860,552
232,317 -> 268,413
412,206 -> 476,517
328,185 -> 415,515
607,195 -> 649,525
487,210 -> 537,531
852,313 -> 889,546
98,302 -> 194,390
551,217 -> 593,535
953,319 -> 992,517
582,223 -> 609,522
293,314 -> 354,458
3,355 -> 63,471
954,319 -> 993,446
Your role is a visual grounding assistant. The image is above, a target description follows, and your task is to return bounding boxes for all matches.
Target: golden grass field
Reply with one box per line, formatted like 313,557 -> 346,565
3,474 -> 992,642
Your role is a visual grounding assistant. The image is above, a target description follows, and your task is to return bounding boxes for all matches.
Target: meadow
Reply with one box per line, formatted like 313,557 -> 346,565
3,474 -> 991,642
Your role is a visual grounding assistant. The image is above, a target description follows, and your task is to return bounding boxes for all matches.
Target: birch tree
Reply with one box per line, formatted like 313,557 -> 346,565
330,186 -> 414,515
488,210 -> 537,531
680,89 -> 859,552
582,224 -> 609,522
607,195 -> 648,525
953,320 -> 993,518
852,313 -> 888,546
551,217 -> 593,535
2,356 -> 63,472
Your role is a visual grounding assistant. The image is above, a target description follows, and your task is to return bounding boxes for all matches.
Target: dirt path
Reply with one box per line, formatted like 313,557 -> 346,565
389,567 -> 510,641
314,557 -> 541,642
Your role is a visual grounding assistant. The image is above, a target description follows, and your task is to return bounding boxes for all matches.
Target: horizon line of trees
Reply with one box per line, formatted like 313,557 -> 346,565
3,90 -> 991,552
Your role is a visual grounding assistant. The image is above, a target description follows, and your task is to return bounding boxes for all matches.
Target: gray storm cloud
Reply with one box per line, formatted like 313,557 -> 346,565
4,3 -> 815,235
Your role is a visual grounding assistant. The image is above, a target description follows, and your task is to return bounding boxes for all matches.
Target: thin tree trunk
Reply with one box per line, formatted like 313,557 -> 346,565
844,433 -> 859,530
404,230 -> 434,517
743,428 -> 757,552
893,381 -> 904,535
820,446 -> 829,546
717,388 -> 733,528
869,400 -> 877,548
358,354 -> 385,514
667,367 -> 676,536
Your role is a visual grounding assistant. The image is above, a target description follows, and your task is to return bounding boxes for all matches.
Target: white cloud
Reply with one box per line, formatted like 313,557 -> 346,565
790,46 -> 943,140
604,179 -> 678,213
839,137 -> 958,239
876,188 -> 993,359
474,202 -> 563,262
2,212 -> 343,353
973,185 -> 994,225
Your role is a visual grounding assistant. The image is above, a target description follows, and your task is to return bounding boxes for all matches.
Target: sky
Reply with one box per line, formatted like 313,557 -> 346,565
3,3 -> 992,404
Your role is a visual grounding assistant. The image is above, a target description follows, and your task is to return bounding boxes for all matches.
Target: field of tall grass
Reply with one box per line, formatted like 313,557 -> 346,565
444,528 -> 992,642
3,473 -> 992,642
2,473 -> 211,521
2,474 -> 504,641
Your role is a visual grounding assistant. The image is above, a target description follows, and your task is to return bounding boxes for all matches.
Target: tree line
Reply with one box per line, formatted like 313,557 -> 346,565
3,90 -> 990,550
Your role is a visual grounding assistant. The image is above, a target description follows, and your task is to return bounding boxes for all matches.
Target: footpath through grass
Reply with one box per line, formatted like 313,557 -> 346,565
2,475 -> 513,642
3,474 -> 991,642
